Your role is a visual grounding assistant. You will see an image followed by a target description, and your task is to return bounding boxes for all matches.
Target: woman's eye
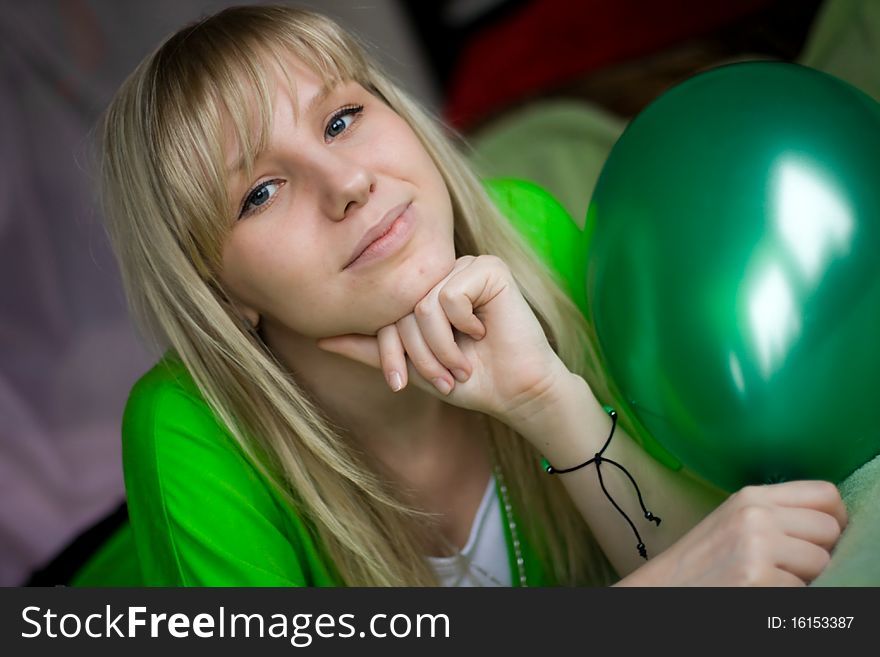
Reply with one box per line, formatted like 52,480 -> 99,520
239,179 -> 284,219
325,104 -> 364,140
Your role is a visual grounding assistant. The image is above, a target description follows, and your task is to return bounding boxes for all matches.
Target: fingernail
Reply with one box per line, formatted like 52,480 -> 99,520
388,371 -> 403,392
432,377 -> 453,395
452,368 -> 469,383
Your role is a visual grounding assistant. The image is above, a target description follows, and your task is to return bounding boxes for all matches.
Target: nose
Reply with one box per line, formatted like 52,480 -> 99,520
312,149 -> 376,220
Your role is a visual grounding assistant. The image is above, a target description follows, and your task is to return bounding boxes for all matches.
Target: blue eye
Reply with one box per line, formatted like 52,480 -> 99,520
239,179 -> 284,219
325,104 -> 364,140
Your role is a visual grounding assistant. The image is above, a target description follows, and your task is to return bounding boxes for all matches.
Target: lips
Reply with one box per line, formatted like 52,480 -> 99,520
344,202 -> 411,269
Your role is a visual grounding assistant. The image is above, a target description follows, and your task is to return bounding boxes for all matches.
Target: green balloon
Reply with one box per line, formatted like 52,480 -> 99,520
587,62 -> 880,492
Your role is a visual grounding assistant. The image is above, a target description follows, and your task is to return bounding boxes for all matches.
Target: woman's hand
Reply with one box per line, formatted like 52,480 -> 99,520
316,255 -> 568,422
616,480 -> 847,586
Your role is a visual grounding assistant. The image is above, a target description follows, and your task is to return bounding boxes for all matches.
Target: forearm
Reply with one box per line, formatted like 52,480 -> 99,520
508,366 -> 728,579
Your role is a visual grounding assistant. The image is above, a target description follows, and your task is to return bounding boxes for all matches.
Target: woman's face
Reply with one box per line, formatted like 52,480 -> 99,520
220,55 -> 456,339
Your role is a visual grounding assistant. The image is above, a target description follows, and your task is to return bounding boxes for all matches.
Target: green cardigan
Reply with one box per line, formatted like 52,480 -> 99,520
72,179 -> 592,587
114,353 -> 556,586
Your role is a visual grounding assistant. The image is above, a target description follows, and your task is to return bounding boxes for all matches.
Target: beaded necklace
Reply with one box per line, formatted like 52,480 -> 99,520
494,463 -> 528,587
438,419 -> 527,587
441,465 -> 527,587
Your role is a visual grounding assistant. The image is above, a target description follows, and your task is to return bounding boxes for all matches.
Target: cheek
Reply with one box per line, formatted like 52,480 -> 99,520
222,233 -> 320,317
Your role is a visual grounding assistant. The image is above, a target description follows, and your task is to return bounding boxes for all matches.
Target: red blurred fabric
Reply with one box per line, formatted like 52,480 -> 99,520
444,0 -> 774,129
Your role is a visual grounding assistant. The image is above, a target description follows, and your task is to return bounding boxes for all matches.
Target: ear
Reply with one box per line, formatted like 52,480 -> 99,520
242,306 -> 260,330
229,298 -> 260,330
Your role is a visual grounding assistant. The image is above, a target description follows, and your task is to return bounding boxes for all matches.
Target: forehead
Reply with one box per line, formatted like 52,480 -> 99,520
220,50 -> 346,177
267,50 -> 332,103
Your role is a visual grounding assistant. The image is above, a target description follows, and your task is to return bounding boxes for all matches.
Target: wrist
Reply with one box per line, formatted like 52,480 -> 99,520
505,367 -> 611,463
500,357 -> 575,430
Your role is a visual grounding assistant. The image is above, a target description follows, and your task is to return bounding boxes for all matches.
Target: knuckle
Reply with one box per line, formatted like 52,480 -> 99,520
411,355 -> 442,375
437,287 -> 455,306
733,504 -> 770,531
820,514 -> 842,539
414,298 -> 433,318
480,254 -> 505,269
409,353 -> 432,368
735,485 -> 762,503
804,549 -> 831,584
813,480 -> 841,501
815,547 -> 832,570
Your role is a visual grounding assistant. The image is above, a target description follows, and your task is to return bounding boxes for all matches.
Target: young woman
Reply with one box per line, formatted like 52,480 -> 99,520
99,5 -> 846,586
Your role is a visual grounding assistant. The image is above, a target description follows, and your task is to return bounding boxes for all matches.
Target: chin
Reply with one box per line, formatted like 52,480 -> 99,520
367,249 -> 456,330
408,247 -> 456,293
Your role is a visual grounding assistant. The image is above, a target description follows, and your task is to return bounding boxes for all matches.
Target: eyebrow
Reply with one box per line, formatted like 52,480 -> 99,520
225,81 -> 336,176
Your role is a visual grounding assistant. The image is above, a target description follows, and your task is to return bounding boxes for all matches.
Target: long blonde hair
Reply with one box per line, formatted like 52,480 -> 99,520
100,5 -> 617,586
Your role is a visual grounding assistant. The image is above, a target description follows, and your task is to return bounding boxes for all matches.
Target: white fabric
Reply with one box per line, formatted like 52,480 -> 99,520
427,475 -> 511,587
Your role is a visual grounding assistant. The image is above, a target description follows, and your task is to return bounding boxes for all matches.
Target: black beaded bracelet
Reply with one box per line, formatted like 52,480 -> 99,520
540,405 -> 661,559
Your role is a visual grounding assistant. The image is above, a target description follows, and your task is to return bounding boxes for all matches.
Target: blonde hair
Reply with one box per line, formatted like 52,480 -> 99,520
101,5 -> 617,586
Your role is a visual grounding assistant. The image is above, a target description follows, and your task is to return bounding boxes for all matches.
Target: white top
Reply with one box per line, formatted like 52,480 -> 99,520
427,475 -> 512,587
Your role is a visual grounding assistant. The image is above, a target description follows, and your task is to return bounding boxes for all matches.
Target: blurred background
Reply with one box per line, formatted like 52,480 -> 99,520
2,0 -> 876,586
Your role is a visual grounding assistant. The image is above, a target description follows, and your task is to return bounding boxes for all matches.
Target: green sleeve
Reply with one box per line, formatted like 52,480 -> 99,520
483,177 -> 590,316
122,357 -> 339,586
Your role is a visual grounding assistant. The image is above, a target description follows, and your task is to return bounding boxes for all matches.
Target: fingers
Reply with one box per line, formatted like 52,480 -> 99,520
413,297 -> 472,384
764,569 -> 808,587
319,325 -> 456,396
315,334 -> 381,369
432,272 -> 487,341
320,255 -> 504,395
744,480 -> 848,531
317,313 -> 469,396
386,256 -> 490,394
774,507 -> 843,552
377,325 -> 406,392
772,535 -> 832,584
718,482 -> 844,586
396,315 -> 456,395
